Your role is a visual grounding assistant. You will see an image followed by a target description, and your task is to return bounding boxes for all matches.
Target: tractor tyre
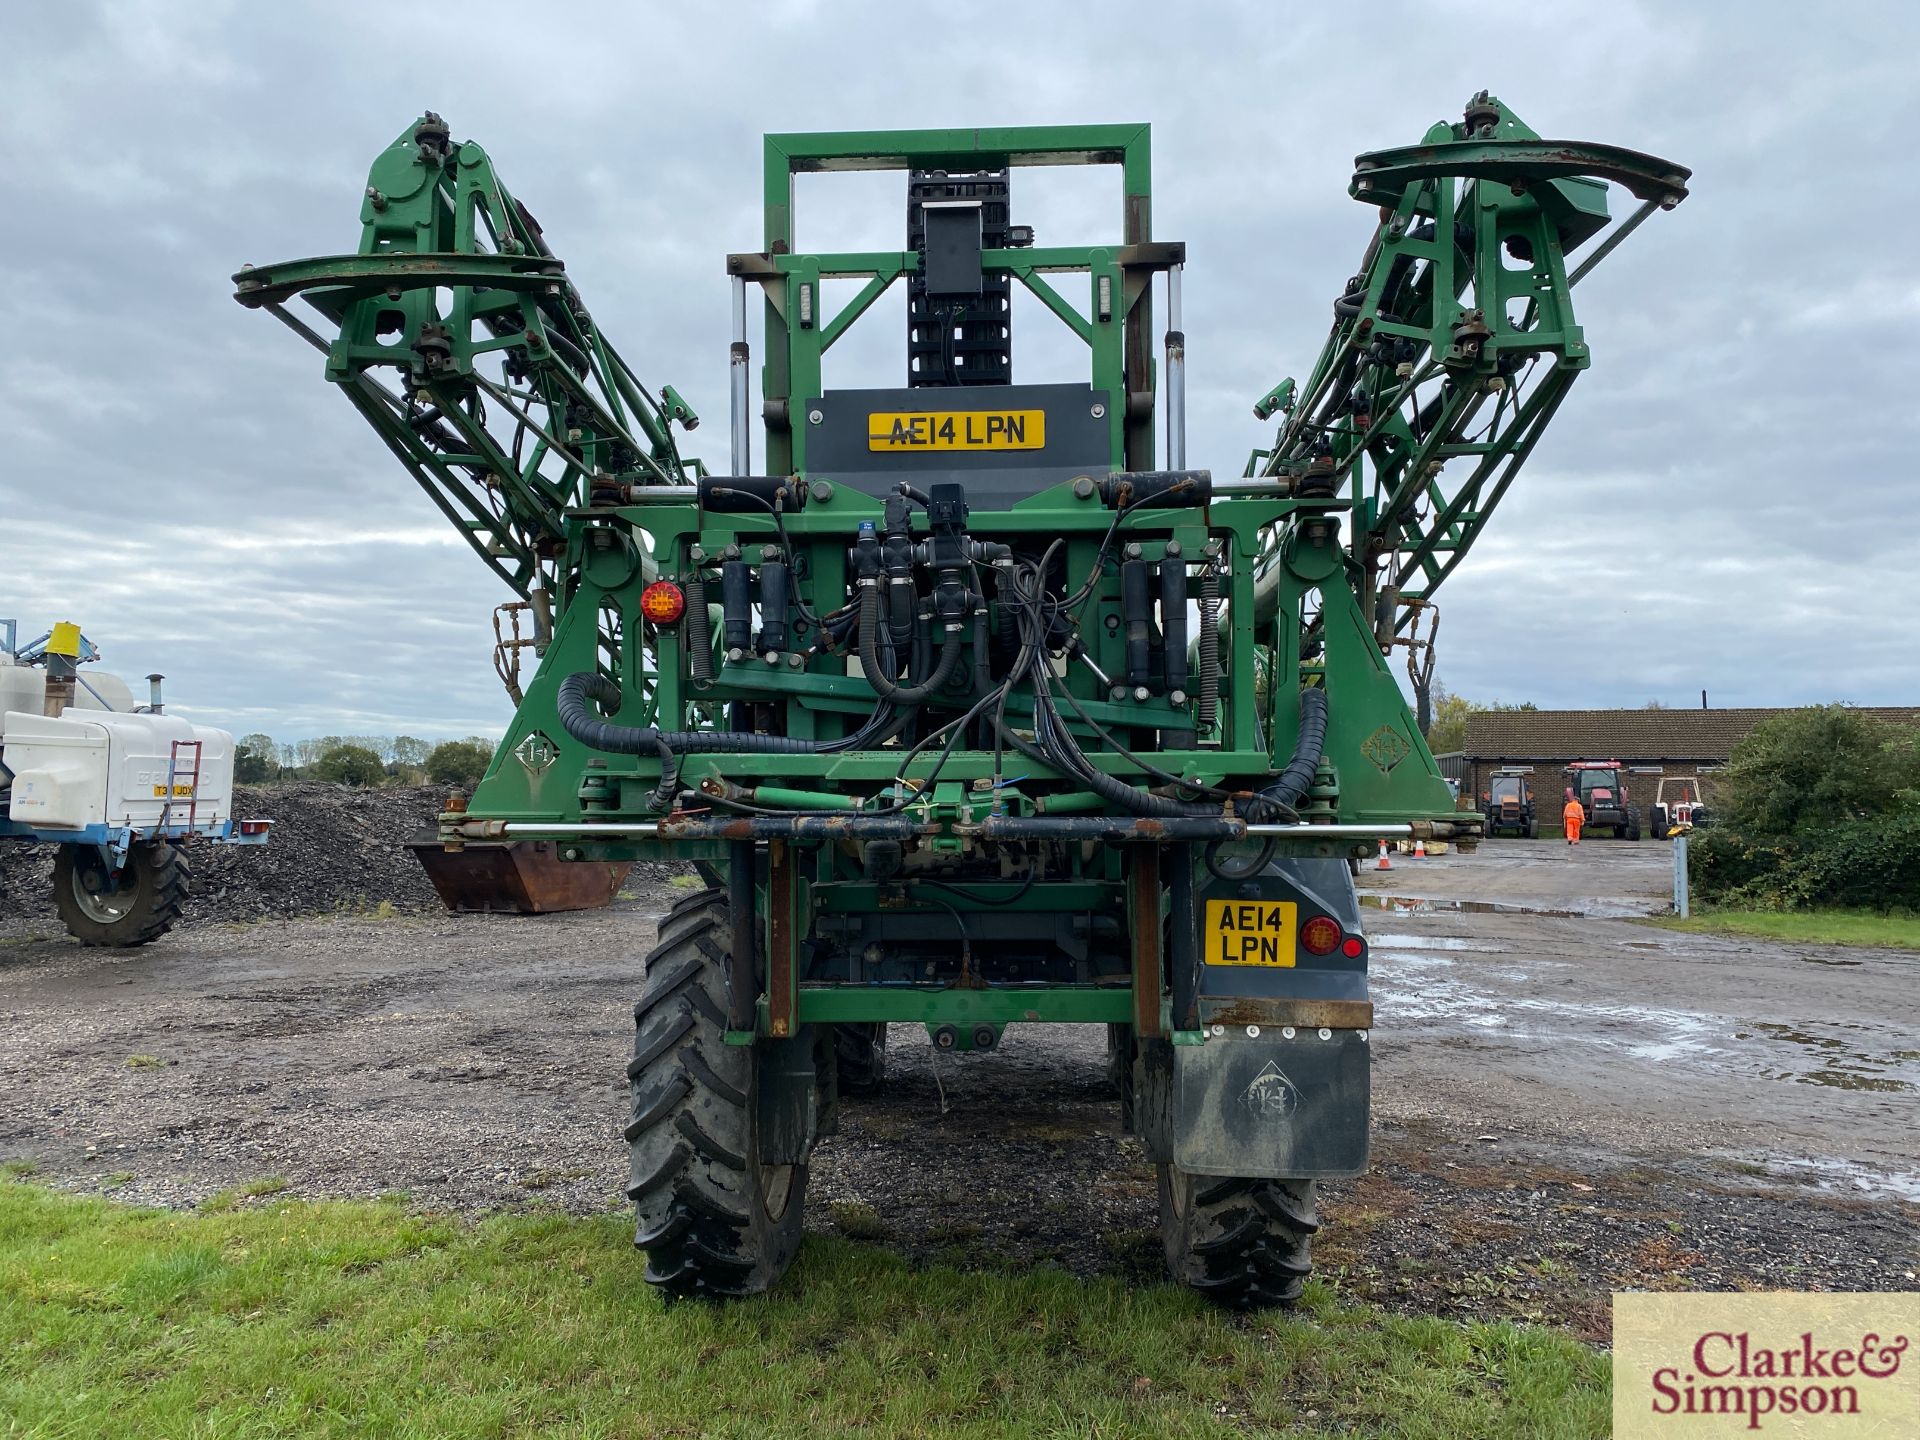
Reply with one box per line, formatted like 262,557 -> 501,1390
833,1022 -> 888,1096
625,887 -> 806,1299
52,840 -> 190,948
1158,1166 -> 1318,1309
1626,807 -> 1643,842
1525,817 -> 1539,841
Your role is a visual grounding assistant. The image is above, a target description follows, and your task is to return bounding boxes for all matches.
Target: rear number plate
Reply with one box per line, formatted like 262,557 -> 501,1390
1203,899 -> 1297,967
867,409 -> 1045,452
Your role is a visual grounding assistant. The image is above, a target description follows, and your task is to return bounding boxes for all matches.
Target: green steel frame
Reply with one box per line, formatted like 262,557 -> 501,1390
234,101 -> 1686,1040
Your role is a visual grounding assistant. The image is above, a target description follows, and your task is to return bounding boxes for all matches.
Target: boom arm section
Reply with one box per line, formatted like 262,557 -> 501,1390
233,113 -> 700,600
1248,93 -> 1689,636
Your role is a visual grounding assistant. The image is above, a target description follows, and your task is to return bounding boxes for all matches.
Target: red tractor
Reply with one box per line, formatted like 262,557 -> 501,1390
1564,761 -> 1642,840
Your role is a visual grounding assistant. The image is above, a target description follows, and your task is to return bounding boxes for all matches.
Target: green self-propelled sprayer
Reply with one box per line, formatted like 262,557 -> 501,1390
235,96 -> 1686,1304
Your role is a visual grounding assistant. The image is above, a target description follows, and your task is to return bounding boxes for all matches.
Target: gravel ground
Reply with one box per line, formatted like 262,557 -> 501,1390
3,834 -> 1915,1339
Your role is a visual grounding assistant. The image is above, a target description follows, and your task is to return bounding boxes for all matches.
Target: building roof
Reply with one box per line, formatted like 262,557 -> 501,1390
1461,707 -> 1920,763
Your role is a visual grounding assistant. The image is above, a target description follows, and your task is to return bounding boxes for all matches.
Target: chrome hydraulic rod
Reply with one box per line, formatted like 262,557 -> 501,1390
730,274 -> 751,475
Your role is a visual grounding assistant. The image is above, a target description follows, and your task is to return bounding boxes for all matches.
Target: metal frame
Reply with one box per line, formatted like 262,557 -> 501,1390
233,102 -> 1685,1039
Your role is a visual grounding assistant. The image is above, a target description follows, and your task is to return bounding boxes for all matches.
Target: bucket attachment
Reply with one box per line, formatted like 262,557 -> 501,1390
407,839 -> 629,914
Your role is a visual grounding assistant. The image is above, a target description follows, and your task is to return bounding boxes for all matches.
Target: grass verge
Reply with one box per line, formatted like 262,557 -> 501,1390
1646,907 -> 1920,950
0,1182 -> 1607,1439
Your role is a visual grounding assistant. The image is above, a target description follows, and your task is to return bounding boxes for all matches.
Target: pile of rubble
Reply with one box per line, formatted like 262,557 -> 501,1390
0,784 -> 447,924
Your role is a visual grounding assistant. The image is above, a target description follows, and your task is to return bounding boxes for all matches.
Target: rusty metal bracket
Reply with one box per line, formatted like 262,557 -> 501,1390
1198,996 -> 1374,1031
1129,845 -> 1164,1040
766,839 -> 796,1039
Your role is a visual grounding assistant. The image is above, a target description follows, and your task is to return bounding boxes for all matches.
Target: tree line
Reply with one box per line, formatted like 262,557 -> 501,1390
233,734 -> 500,790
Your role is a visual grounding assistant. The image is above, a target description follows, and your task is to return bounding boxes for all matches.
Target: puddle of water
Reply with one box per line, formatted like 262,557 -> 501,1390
1371,893 -> 1659,920
1368,933 -> 1500,952
1740,1156 -> 1920,1204
1374,962 -> 1920,1092
1364,894 -> 1579,918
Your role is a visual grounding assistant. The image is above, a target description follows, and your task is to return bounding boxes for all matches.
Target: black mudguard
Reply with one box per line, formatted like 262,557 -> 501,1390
1136,856 -> 1371,1179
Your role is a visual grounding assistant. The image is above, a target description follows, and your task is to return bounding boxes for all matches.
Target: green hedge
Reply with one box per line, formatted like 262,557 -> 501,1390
1690,815 -> 1920,911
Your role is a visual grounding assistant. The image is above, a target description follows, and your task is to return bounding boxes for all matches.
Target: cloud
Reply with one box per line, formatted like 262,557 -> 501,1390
2,0 -> 1915,742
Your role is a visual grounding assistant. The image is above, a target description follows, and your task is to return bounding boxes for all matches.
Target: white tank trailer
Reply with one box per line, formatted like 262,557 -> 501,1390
0,621 -> 268,945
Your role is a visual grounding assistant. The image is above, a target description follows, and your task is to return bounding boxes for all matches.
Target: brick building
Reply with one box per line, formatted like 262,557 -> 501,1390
1435,707 -> 1920,813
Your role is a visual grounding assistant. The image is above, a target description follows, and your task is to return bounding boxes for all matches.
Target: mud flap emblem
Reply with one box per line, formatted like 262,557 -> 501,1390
1241,1060 -> 1300,1120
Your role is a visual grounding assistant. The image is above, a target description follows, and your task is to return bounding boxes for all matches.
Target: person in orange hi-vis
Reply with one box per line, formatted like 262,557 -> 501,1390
1562,789 -> 1585,845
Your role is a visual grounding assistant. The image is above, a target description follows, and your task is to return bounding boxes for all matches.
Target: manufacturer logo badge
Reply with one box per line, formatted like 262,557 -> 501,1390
1241,1060 -> 1300,1121
1361,725 -> 1412,774
514,731 -> 558,774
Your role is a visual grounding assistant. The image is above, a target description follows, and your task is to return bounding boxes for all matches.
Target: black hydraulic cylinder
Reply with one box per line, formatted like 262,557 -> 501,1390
721,560 -> 753,653
1161,557 -> 1188,695
727,839 -> 756,1031
1121,560 -> 1153,688
757,561 -> 790,653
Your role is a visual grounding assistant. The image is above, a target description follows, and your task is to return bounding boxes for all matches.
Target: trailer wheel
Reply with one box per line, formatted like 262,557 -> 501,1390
833,1022 -> 888,1096
52,840 -> 190,948
625,887 -> 805,1298
1158,1166 -> 1318,1309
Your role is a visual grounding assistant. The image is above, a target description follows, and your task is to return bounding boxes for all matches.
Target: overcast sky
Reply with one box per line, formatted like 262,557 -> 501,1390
3,1 -> 1915,741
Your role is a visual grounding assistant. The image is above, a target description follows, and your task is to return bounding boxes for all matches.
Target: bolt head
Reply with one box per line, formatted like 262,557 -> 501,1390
1132,686 -> 1149,703
1072,476 -> 1095,499
808,409 -> 824,424
1281,1025 -> 1297,1039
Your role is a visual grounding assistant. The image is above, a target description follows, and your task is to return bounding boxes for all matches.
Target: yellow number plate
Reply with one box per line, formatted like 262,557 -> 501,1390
1203,898 -> 1297,968
151,785 -> 195,798
866,409 -> 1045,452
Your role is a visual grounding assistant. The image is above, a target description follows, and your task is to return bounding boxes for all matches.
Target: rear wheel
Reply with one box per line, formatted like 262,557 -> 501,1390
625,887 -> 805,1298
1626,806 -> 1643,842
52,839 -> 189,947
833,1022 -> 888,1096
1524,816 -> 1539,840
1158,1165 -> 1318,1309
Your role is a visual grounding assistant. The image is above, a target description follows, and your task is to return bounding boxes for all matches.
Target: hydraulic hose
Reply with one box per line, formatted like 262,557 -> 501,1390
857,584 -> 965,705
1196,567 -> 1220,732
557,672 -> 893,762
1206,687 -> 1331,879
683,573 -> 714,684
1259,685 -> 1329,814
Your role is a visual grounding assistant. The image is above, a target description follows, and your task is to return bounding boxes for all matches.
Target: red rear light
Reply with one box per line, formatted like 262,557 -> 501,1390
1341,936 -> 1364,959
1300,916 -> 1343,956
640,580 -> 687,626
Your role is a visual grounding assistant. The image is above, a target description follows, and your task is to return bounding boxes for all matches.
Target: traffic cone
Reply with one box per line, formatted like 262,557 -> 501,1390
1413,838 -> 1428,859
1376,840 -> 1392,871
